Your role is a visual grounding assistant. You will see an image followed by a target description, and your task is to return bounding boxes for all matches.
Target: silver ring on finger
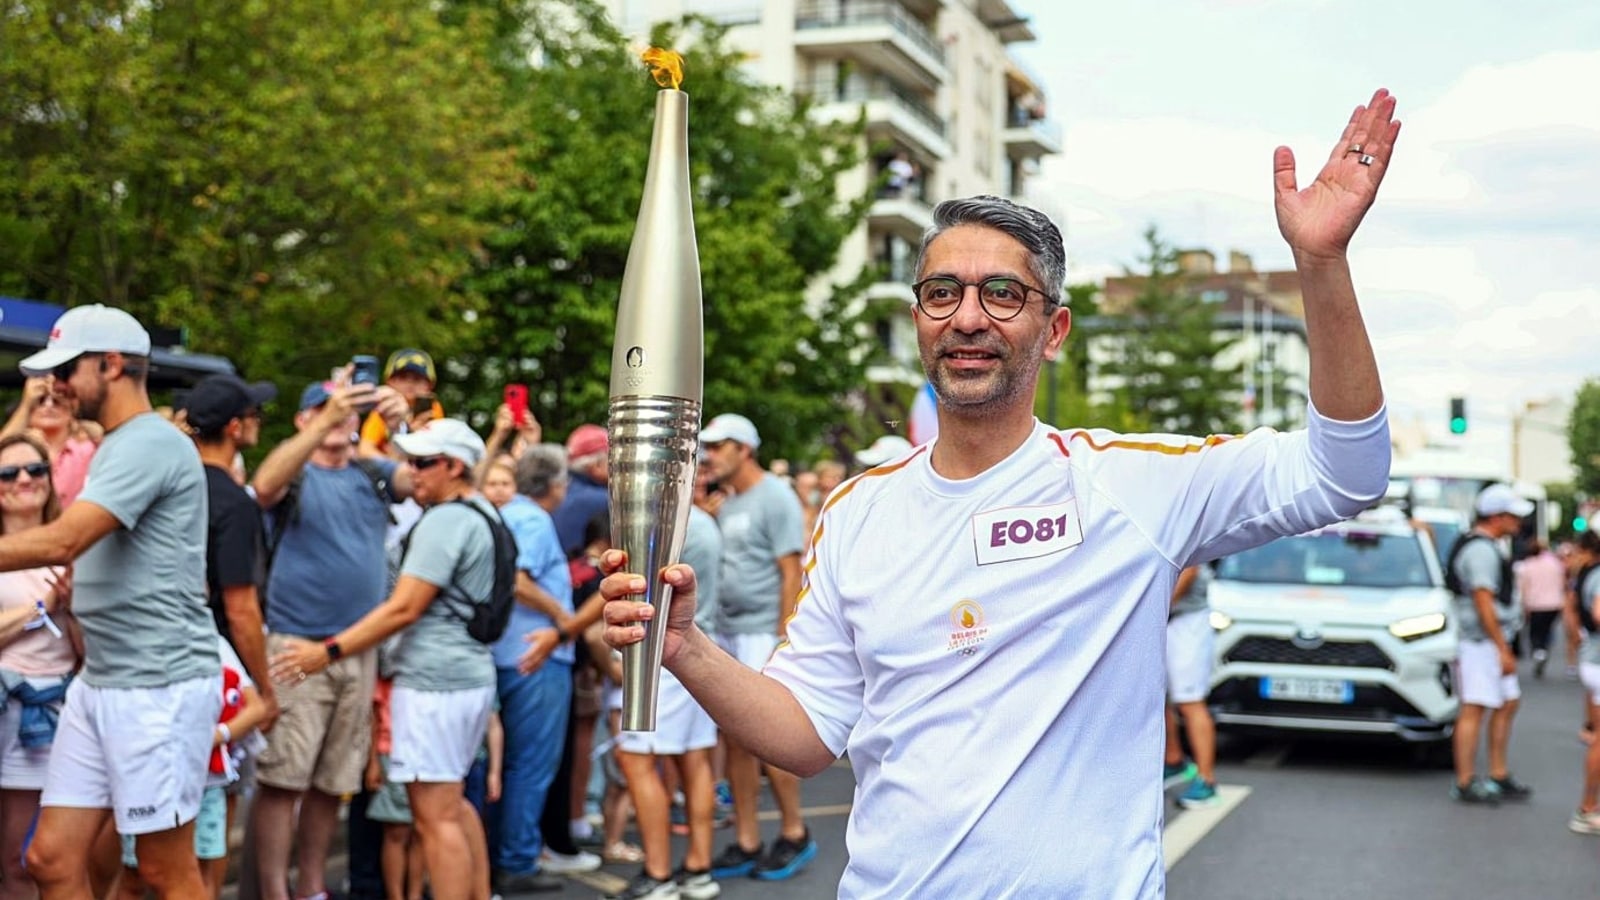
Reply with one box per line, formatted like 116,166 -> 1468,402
1358,154 -> 1375,166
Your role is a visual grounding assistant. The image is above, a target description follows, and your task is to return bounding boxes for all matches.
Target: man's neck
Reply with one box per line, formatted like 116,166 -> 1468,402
928,408 -> 1037,481
197,441 -> 238,470
427,484 -> 473,507
728,462 -> 764,493
97,386 -> 153,434
309,445 -> 354,469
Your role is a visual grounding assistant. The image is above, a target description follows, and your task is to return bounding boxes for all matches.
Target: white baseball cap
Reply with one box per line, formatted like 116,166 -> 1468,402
393,418 -> 486,467
19,304 -> 152,377
1475,484 -> 1534,519
700,413 -> 761,449
855,435 -> 913,467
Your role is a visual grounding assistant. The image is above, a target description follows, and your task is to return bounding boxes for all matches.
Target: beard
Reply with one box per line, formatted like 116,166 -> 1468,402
920,328 -> 1048,413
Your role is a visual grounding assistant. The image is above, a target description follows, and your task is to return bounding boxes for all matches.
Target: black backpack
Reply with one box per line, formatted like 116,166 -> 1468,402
1443,532 -> 1514,607
1576,562 -> 1600,636
405,498 -> 519,644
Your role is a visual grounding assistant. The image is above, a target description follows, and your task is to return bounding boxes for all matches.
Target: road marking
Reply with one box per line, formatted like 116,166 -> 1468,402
1163,784 -> 1251,871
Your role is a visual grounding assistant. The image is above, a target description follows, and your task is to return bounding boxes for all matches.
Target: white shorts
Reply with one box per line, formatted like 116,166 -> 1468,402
720,632 -> 780,672
1580,663 -> 1600,706
0,673 -> 70,790
388,684 -> 495,784
1165,610 -> 1215,704
617,669 -> 716,756
1456,640 -> 1522,709
42,676 -> 221,835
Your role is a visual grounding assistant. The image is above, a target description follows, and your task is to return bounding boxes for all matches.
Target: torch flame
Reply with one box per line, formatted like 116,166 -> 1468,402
642,47 -> 684,90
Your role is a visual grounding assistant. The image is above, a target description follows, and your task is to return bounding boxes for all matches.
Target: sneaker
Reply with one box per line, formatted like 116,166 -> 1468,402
604,841 -> 645,864
752,830 -> 817,881
1534,649 -> 1549,679
1570,809 -> 1600,835
539,848 -> 601,874
1450,779 -> 1501,805
708,842 -> 763,879
1490,775 -> 1533,800
1163,759 -> 1198,790
1176,778 -> 1219,809
604,870 -> 680,900
713,780 -> 733,808
673,867 -> 721,900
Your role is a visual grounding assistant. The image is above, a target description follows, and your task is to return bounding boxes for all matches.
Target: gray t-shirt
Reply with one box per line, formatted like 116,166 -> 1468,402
1579,568 -> 1600,666
74,413 -> 219,688
716,473 -> 805,635
390,496 -> 498,691
680,506 -> 722,635
266,459 -> 397,636
1170,564 -> 1213,618
1452,533 -> 1519,643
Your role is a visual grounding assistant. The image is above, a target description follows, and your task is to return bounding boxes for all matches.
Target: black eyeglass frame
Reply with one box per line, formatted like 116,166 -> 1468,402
910,276 -> 1058,322
0,462 -> 52,483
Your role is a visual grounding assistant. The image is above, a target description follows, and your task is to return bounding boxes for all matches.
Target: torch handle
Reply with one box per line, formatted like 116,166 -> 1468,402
609,395 -> 701,732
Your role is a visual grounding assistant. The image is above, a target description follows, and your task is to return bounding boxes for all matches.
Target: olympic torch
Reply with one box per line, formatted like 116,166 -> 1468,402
609,49 -> 703,732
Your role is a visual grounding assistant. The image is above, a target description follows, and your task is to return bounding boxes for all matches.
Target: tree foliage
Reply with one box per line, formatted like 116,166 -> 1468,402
0,1 -> 514,390
1092,228 -> 1243,435
1570,378 -> 1600,495
1033,282 -> 1148,431
455,7 -> 875,461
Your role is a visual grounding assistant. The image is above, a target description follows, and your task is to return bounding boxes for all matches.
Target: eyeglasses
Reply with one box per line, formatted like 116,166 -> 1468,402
0,463 -> 51,483
34,396 -> 64,409
410,456 -> 448,471
910,276 -> 1056,322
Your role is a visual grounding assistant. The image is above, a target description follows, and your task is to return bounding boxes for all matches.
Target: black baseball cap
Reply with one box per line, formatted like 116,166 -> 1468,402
180,374 -> 277,431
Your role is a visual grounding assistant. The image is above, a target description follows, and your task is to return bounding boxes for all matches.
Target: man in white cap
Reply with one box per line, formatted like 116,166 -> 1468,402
6,304 -> 222,898
1448,483 -> 1536,804
695,413 -> 815,882
853,435 -> 914,472
272,417 -> 502,900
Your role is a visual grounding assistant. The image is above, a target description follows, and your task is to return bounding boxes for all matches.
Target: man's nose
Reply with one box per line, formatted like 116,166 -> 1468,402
948,285 -> 992,331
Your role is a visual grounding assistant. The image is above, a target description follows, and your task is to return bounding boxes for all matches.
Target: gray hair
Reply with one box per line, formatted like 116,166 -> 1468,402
913,195 -> 1065,304
516,443 -> 569,500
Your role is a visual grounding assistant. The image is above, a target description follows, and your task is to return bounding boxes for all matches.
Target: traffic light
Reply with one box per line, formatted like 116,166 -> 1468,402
1449,397 -> 1467,434
1577,515 -> 1590,533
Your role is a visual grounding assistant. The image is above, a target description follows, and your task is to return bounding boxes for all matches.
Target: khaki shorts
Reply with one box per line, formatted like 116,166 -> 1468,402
256,633 -> 376,795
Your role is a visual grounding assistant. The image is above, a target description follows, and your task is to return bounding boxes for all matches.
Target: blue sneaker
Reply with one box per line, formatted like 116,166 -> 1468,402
1163,759 -> 1197,789
1176,778 -> 1219,809
709,842 -> 763,879
752,830 -> 817,881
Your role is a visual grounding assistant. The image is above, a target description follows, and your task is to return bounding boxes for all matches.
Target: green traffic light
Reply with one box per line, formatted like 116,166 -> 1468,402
1577,516 -> 1590,533
1449,417 -> 1467,435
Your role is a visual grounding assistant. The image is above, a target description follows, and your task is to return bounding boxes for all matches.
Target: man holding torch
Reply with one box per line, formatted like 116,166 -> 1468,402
603,90 -> 1401,896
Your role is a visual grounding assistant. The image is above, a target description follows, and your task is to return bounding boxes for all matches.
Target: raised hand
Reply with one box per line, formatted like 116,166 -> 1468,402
1274,88 -> 1401,262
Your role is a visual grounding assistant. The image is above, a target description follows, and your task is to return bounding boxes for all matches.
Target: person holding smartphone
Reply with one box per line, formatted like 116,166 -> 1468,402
359,349 -> 443,461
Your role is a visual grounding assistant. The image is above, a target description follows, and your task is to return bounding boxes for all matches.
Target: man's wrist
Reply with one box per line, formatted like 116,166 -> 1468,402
324,638 -> 344,663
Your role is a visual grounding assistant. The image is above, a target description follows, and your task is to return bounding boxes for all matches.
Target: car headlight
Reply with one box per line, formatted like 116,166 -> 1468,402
1209,610 -> 1233,631
1389,612 -> 1447,641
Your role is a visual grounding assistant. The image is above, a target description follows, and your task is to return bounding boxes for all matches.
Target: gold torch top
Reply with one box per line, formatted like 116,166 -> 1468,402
641,47 -> 684,91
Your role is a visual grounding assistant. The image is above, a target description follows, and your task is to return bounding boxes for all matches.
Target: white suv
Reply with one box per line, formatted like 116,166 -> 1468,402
1207,508 -> 1458,751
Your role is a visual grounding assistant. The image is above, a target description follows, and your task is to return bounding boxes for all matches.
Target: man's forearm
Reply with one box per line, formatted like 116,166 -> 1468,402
668,626 -> 833,777
252,424 -> 331,507
1296,254 -> 1383,422
1475,589 -> 1508,650
223,588 -> 274,702
513,572 -> 568,620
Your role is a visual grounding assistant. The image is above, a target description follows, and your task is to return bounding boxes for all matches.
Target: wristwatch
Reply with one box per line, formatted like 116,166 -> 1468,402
324,638 -> 344,663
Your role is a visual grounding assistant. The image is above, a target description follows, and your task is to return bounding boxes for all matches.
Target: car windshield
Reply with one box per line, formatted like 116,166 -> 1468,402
1421,520 -> 1461,569
1217,530 -> 1435,589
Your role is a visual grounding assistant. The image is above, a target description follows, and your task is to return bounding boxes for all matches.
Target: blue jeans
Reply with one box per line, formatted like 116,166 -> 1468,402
490,662 -> 572,876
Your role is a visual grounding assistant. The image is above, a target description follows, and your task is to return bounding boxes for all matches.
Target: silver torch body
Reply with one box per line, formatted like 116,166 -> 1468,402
609,88 -> 703,732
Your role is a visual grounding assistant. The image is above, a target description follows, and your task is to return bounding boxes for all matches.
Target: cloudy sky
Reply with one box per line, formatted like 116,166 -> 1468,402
1012,0 -> 1600,470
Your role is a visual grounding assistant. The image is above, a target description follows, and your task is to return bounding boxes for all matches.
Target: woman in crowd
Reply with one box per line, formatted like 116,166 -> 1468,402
0,379 -> 96,506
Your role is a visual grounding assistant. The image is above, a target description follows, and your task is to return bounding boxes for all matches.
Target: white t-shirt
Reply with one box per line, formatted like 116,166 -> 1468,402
763,405 -> 1390,899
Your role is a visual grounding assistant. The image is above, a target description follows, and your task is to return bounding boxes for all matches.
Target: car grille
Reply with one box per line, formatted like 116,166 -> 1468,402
1225,637 -> 1394,671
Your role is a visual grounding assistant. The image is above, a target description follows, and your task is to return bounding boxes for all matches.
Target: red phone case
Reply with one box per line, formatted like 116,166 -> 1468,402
504,384 -> 529,426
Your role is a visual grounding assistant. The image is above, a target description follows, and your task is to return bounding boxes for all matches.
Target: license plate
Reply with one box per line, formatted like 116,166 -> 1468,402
1259,676 -> 1354,704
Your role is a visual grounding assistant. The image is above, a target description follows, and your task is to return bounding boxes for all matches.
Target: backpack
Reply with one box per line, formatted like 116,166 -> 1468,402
404,498 -> 519,644
1576,562 -> 1600,637
267,457 -> 397,568
1443,532 -> 1514,607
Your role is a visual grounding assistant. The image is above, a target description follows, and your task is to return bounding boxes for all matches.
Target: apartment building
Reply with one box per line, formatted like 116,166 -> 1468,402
604,0 -> 1062,383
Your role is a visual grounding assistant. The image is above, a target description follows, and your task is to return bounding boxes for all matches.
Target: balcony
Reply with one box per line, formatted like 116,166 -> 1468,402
795,1 -> 948,89
1003,109 -> 1062,158
800,77 -> 951,162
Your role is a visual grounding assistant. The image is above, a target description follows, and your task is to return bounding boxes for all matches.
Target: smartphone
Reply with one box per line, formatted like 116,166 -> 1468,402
411,393 -> 436,416
350,355 -> 380,387
504,383 -> 529,427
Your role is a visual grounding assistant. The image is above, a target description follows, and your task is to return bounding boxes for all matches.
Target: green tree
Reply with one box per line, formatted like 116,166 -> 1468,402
1093,228 -> 1243,435
1033,282 -> 1148,431
1570,378 -> 1600,495
0,0 -> 514,389
455,8 -> 875,462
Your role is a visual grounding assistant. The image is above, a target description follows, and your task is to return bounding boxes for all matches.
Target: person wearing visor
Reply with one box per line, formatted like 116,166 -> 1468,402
2,304 -> 221,899
359,349 -> 444,461
273,418 -> 499,900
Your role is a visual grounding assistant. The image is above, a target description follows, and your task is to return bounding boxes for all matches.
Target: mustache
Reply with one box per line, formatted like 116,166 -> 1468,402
933,336 -> 1008,358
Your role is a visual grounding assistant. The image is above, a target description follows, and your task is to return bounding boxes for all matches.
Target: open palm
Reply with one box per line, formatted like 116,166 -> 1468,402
1275,89 -> 1401,261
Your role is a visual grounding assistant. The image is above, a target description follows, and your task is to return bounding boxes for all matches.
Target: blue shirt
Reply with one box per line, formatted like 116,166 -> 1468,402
491,495 -> 574,669
552,472 -> 607,558
266,459 -> 397,636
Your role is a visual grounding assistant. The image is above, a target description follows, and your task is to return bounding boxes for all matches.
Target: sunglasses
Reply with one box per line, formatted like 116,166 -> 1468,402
410,456 -> 448,471
0,462 -> 51,483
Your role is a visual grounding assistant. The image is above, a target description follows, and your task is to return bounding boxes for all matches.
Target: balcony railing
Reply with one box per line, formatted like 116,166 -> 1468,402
796,1 -> 946,66
798,77 -> 945,138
